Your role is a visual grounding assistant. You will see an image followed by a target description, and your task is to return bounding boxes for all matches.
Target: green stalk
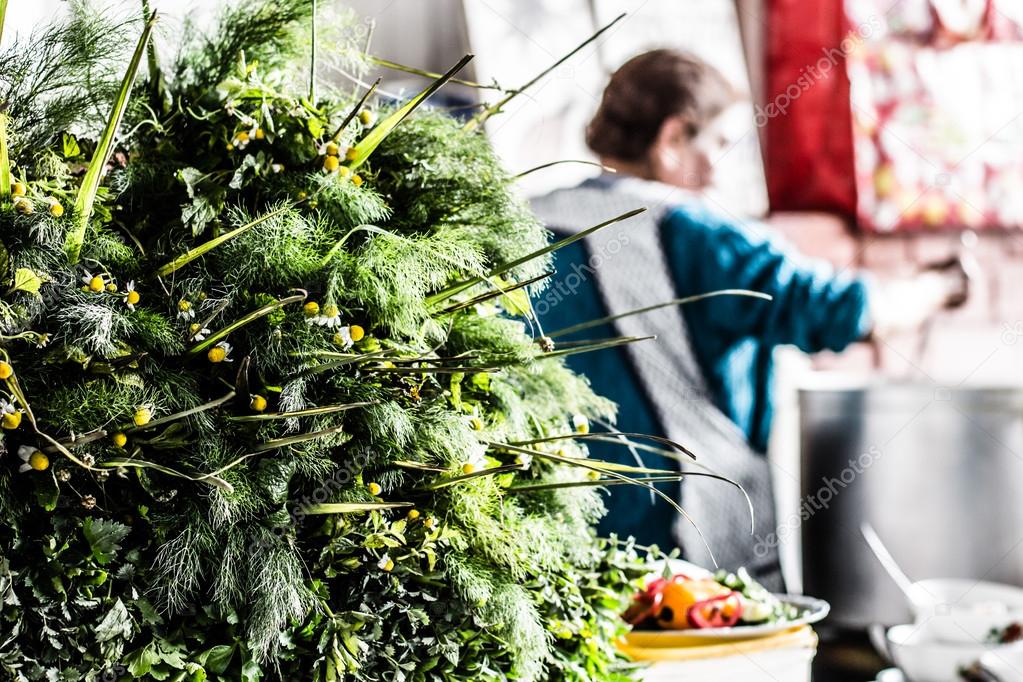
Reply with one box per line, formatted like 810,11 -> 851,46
539,335 -> 654,359
305,501 -> 413,515
155,202 -> 298,278
251,423 -> 346,453
514,159 -> 611,179
422,464 -> 525,490
309,0 -> 317,101
186,291 -> 306,355
548,289 -> 773,339
510,431 -> 697,461
464,13 -> 625,132
435,271 -> 552,315
370,56 -> 498,90
494,441 -> 718,566
0,0 -> 7,44
0,112 -> 10,202
229,401 -> 375,422
347,54 -> 473,171
427,208 -> 645,306
66,13 -> 157,263
509,476 -> 682,493
127,391 -> 236,432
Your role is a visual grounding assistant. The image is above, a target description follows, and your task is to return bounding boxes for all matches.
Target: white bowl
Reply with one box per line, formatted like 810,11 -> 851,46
979,641 -> 1023,682
887,624 -> 993,682
909,579 -> 1023,644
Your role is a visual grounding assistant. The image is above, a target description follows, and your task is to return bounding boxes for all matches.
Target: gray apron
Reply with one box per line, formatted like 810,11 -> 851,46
531,176 -> 783,590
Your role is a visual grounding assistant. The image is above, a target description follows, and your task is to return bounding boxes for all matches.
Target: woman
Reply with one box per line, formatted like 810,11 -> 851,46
532,50 -> 966,587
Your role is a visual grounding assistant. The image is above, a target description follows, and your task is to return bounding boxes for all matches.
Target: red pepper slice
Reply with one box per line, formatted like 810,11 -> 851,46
686,592 -> 744,629
624,574 -> 696,625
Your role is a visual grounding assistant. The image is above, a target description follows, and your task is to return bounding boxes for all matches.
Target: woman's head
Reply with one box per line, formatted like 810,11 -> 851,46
586,49 -> 739,189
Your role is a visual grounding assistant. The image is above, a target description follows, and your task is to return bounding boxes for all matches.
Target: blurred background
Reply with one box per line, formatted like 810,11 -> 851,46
8,2 -> 1023,679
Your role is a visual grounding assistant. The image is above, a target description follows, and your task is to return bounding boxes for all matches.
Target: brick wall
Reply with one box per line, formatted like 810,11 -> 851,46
767,212 -> 1023,385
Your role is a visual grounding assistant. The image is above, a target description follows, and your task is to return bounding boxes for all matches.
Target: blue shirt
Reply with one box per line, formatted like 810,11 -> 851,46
537,200 -> 871,546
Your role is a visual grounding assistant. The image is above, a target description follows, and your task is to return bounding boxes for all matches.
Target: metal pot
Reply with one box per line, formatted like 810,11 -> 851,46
798,377 -> 1023,629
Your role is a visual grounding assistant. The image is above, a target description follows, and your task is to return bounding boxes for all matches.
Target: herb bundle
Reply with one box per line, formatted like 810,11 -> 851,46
0,2 -> 675,680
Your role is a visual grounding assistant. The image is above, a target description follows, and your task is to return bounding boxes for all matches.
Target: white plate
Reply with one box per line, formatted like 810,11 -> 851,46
628,593 -> 831,642
874,669 -> 906,682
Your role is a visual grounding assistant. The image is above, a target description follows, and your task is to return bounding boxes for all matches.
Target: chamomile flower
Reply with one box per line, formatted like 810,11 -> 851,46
378,554 -> 394,572
514,452 -> 533,469
233,130 -> 251,149
17,445 -> 48,473
133,406 -> 153,427
177,299 -> 195,320
333,325 -> 362,349
572,414 -> 590,434
189,323 -> 211,341
81,270 -> 106,293
0,361 -> 12,380
367,481 -> 382,496
1,400 -> 22,430
303,301 -> 320,318
322,155 -> 340,173
124,281 -> 140,311
319,140 -> 341,157
208,341 -> 233,363
359,109 -> 376,126
308,303 -> 342,328
11,182 -> 26,197
460,451 -> 488,475
249,394 -> 268,412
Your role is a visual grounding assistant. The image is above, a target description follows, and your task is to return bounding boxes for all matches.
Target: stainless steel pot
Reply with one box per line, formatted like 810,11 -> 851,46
799,378 -> 1023,628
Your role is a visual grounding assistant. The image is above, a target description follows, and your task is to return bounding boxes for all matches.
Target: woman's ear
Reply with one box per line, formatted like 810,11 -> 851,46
654,115 -> 690,150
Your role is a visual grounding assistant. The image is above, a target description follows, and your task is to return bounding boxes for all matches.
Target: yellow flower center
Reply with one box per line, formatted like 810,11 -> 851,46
338,166 -> 351,179
106,282 -> 118,292
469,417 -> 483,431
29,451 -> 49,471
11,182 -> 26,197
254,127 -> 265,140
112,432 -> 128,448
14,198 -> 32,214
323,155 -> 340,172
133,407 -> 152,427
406,509 -> 420,520
2,411 -> 22,430
0,362 -> 13,380
322,304 -> 339,318
423,517 -> 436,529
586,469 -> 601,481
351,174 -> 364,187
250,394 -> 268,412
208,346 -> 227,363
127,290 -> 141,305
49,202 -> 64,218
381,558 -> 395,572
345,147 -> 358,161
461,463 -> 476,475
324,141 -> 340,156
235,131 -> 249,143
359,110 -> 376,126
349,325 -> 365,342
178,299 -> 191,311
367,482 -> 382,496
303,301 -> 320,317
88,276 -> 104,292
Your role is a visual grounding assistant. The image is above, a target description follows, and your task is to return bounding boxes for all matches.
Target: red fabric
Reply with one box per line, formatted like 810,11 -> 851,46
765,0 -> 857,216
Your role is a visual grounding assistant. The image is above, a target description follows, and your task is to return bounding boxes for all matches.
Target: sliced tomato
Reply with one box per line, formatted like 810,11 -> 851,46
686,592 -> 744,629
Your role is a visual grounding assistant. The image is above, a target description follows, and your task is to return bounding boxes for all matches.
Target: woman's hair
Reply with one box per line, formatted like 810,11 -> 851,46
586,49 -> 738,161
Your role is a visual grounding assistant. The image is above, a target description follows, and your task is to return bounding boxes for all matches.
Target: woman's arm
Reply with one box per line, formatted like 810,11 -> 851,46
664,207 -> 869,353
